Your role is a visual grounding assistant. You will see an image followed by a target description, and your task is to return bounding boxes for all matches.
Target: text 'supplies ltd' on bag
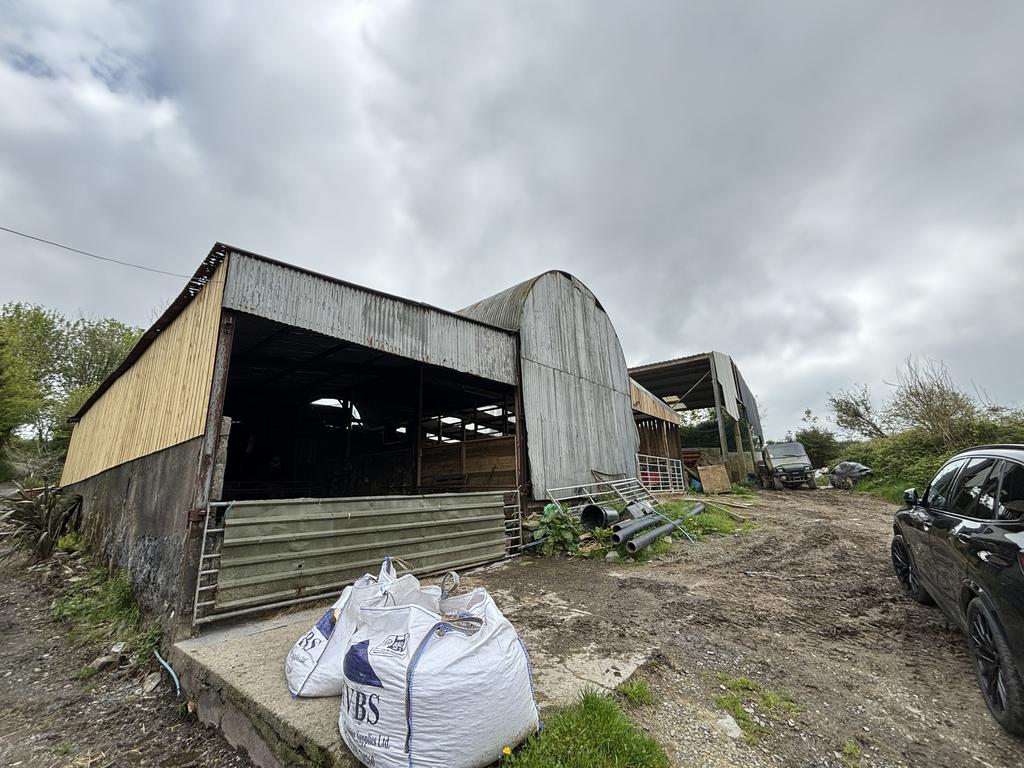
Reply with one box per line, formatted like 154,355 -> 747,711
339,583 -> 539,768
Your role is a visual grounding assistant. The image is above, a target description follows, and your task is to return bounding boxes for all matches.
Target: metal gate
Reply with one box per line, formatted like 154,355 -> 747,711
635,453 -> 686,492
192,490 -> 520,626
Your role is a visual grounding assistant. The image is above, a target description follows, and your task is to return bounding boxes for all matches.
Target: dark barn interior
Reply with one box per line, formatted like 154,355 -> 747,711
220,313 -> 519,500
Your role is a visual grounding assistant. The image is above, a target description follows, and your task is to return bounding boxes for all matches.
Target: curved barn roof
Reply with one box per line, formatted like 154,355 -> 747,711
457,270 -> 605,331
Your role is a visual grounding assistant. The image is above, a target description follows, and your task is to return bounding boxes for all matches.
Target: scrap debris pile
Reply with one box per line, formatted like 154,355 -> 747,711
284,557 -> 539,768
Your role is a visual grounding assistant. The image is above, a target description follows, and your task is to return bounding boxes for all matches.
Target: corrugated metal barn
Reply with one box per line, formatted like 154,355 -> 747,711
60,244 -> 654,630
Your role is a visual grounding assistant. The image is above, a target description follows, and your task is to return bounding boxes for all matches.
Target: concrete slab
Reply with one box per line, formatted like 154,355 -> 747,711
172,607 -> 356,768
172,559 -> 649,767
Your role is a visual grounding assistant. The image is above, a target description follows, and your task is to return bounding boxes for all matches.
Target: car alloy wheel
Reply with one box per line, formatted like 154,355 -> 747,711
891,538 -> 918,596
971,610 -> 1008,714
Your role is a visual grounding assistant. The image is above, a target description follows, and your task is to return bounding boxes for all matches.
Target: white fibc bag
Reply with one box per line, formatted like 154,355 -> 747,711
286,557 -> 433,697
338,583 -> 539,768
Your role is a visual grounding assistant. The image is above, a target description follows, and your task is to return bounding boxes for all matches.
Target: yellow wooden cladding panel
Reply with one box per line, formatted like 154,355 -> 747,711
630,378 -> 680,424
60,259 -> 227,486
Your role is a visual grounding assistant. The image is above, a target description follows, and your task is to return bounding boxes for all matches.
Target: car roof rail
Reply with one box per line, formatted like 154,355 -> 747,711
962,444 -> 1024,452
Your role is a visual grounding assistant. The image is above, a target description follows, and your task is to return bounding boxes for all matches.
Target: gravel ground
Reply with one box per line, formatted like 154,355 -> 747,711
0,554 -> 252,768
465,487 -> 1024,768
3,488 -> 1023,767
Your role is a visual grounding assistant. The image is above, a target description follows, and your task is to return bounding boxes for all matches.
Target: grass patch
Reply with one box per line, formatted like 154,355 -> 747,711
617,678 -> 656,706
714,674 -> 800,744
853,477 -> 910,504
52,569 -> 161,660
504,688 -> 668,768
841,740 -> 863,767
730,482 -> 757,498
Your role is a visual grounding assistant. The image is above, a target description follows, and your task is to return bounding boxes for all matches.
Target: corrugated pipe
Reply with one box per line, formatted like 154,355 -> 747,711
610,515 -> 661,545
626,521 -> 680,554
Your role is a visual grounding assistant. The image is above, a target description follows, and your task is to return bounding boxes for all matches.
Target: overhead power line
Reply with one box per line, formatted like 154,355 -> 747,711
0,224 -> 192,279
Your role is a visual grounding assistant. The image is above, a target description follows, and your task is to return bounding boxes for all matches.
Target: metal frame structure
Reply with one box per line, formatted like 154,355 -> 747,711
635,453 -> 686,492
545,477 -> 659,519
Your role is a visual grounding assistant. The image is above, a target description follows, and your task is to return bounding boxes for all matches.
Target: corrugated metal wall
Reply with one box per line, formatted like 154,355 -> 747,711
60,259 -> 227,486
201,492 -> 507,622
519,273 -> 639,493
222,253 -> 519,386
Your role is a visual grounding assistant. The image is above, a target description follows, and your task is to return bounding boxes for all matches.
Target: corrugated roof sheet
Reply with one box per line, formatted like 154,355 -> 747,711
456,270 -> 604,331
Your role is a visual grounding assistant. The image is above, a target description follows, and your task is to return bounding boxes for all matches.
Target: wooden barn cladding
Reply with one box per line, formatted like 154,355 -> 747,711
60,258 -> 227,485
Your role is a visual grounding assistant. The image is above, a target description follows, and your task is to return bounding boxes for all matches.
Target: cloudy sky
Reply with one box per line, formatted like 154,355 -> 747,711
2,1 -> 1022,437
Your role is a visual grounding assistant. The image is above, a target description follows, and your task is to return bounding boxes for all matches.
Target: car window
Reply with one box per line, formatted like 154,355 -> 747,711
997,461 -> 1024,521
924,459 -> 966,510
947,458 -> 997,518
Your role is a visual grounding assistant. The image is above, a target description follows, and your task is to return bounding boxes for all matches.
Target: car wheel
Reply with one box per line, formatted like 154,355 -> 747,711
967,597 -> 1024,735
772,477 -> 783,491
890,534 -> 934,605
807,476 -> 818,490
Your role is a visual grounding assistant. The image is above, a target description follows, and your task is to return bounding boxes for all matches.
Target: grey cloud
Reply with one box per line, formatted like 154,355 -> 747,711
1,0 -> 1022,437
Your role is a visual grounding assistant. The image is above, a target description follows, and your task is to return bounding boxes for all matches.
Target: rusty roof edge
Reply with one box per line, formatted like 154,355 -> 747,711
69,243 -> 230,423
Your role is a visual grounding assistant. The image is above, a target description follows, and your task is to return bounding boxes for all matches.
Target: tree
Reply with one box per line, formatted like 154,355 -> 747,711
885,357 -> 980,451
56,317 -> 139,395
827,384 -> 890,440
0,303 -> 142,451
0,304 -> 61,445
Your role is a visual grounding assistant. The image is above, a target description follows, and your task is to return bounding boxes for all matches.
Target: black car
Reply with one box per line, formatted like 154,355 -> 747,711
892,445 -> 1024,734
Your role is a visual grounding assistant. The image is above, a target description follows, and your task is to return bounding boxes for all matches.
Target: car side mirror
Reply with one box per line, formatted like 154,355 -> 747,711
903,488 -> 919,506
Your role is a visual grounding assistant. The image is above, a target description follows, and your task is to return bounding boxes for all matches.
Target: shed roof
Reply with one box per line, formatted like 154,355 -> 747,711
73,242 -> 517,421
629,352 -> 763,439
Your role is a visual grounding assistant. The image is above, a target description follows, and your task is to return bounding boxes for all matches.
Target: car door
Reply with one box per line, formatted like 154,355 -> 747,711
903,458 -> 967,587
956,461 -> 1024,644
927,457 -> 999,616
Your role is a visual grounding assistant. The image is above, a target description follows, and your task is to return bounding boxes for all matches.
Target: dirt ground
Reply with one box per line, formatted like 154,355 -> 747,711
3,488 -> 1024,768
0,554 -> 252,768
464,488 -> 1024,768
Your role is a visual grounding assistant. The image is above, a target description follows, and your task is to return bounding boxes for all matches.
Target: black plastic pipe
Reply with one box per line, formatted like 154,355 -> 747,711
626,521 -> 679,553
580,504 -> 620,530
610,515 -> 661,545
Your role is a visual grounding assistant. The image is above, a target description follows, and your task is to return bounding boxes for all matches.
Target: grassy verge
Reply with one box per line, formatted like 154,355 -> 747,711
714,674 -> 801,743
52,568 -> 162,662
852,478 -> 910,504
504,689 -> 668,768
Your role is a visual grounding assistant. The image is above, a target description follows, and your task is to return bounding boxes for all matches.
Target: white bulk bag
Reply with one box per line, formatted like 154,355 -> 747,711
286,557 -> 420,697
338,585 -> 539,768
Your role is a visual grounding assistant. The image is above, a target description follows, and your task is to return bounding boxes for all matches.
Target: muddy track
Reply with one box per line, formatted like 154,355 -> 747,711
471,488 -> 1024,767
0,556 -> 251,768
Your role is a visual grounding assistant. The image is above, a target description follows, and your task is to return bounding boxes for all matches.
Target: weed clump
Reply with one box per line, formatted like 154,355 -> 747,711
617,678 -> 656,707
713,673 -> 800,743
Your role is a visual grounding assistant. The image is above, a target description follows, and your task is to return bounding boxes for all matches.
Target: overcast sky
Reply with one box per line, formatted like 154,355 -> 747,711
2,1 -> 1022,438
